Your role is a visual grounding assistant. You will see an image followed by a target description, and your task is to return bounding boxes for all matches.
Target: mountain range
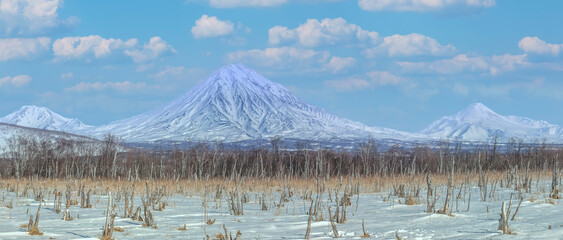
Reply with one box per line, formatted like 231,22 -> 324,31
422,103 -> 563,142
0,105 -> 91,132
1,64 -> 562,145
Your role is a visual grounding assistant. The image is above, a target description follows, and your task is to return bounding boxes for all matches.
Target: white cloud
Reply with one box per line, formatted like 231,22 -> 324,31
518,36 -> 562,56
398,54 -> 528,75
268,26 -> 295,45
227,47 -> 330,69
358,0 -> 495,12
53,35 -> 175,63
53,35 -> 138,60
324,77 -> 371,91
489,54 -> 528,74
363,33 -> 455,57
268,18 -> 455,60
0,74 -> 31,87
66,81 -> 146,92
151,66 -> 185,80
268,17 -> 378,47
191,15 -> 234,39
472,79 -> 545,98
193,0 -> 341,8
399,54 -> 487,74
0,37 -> 50,61
324,56 -> 356,73
228,47 -> 357,74
135,63 -> 154,72
207,0 -> 288,8
453,83 -> 469,96
149,66 -> 208,84
124,36 -> 176,63
324,71 -> 403,91
0,0 -> 77,36
366,71 -> 403,85
60,72 -> 73,79
10,74 -> 30,86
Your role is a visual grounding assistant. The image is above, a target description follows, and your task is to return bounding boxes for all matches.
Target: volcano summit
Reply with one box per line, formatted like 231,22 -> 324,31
88,64 -> 417,142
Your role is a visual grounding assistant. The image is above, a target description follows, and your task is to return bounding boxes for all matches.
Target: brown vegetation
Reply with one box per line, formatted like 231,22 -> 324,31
2,133 -> 563,238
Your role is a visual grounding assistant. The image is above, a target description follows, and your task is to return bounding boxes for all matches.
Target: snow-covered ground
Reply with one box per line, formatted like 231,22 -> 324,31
0,180 -> 561,239
0,123 -> 98,154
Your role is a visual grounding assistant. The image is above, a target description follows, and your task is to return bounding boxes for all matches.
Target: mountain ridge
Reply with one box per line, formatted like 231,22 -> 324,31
0,105 -> 91,132
0,122 -> 99,152
88,64 -> 419,142
1,65 -> 562,144
422,102 -> 563,142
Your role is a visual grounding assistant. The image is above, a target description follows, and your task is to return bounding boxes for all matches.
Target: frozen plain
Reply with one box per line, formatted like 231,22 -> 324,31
0,179 -> 562,239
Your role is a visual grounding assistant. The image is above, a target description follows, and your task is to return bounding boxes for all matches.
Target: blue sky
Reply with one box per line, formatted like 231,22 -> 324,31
1,0 -> 563,132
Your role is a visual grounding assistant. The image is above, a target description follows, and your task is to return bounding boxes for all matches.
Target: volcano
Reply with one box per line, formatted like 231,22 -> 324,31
89,64 -> 417,142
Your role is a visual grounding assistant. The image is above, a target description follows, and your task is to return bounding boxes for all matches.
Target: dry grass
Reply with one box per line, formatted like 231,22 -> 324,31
0,170 -> 553,199
405,195 -> 417,205
100,235 -> 113,240
177,224 -> 187,231
141,222 -> 157,228
28,226 -> 43,236
0,170 -> 556,239
113,227 -> 124,232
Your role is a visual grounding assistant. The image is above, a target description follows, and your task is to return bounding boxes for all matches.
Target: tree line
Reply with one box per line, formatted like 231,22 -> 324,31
1,134 -> 561,180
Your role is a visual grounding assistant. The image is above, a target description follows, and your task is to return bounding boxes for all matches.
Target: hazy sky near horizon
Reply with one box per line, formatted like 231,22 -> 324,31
1,0 -> 562,132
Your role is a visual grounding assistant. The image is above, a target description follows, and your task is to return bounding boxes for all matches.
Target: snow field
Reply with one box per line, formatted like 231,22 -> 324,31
0,175 -> 562,239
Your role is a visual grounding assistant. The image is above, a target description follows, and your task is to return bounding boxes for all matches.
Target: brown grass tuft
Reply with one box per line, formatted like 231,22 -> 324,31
177,224 -> 187,231
29,226 -> 43,236
141,222 -> 157,229
405,195 -> 417,205
213,233 -> 225,240
113,227 -> 124,232
100,235 -> 113,240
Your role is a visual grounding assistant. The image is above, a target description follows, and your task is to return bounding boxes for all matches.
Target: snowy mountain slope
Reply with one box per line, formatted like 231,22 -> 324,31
87,64 -> 420,142
0,123 -> 97,152
0,105 -> 91,132
422,103 -> 563,142
6,67 -> 561,145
